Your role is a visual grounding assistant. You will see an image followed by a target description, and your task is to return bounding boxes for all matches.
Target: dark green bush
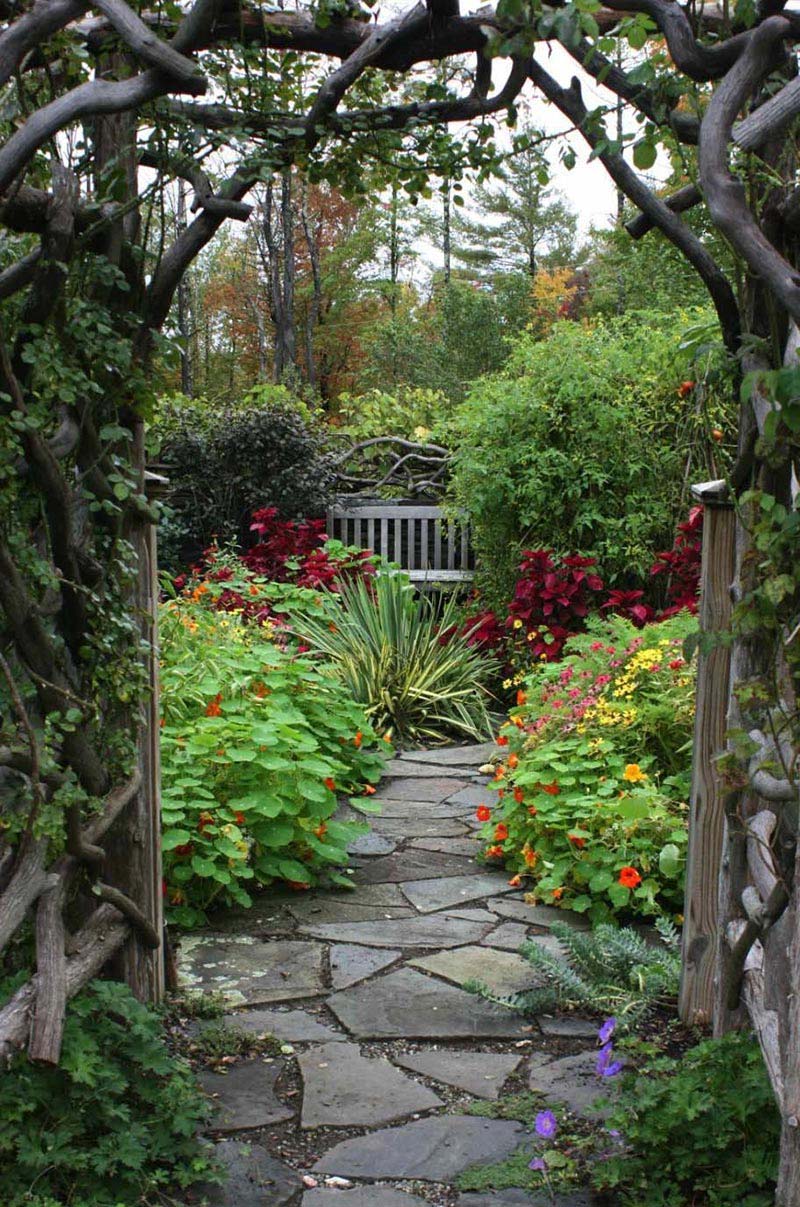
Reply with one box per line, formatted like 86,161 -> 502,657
595,1032 -> 779,1205
447,311 -> 716,606
155,388 -> 335,568
0,979 -> 216,1206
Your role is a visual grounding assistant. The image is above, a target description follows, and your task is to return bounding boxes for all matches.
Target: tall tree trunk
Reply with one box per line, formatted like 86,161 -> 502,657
443,179 -> 451,285
280,169 -> 296,375
389,181 -> 399,315
300,180 -> 322,391
176,184 -> 193,397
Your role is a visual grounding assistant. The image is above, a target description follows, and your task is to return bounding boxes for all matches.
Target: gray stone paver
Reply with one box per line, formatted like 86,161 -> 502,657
398,742 -> 501,766
330,944 -> 401,990
223,1008 -> 342,1043
194,743 -> 594,1204
399,873 -> 517,913
392,1048 -> 523,1098
298,1041 -> 443,1128
195,1141 -> 302,1205
373,777 -> 470,801
327,967 -> 530,1039
409,945 -> 534,996
304,1191 -> 429,1206
179,937 -> 326,1005
299,915 -> 492,949
199,1061 -> 294,1131
312,1115 -> 527,1180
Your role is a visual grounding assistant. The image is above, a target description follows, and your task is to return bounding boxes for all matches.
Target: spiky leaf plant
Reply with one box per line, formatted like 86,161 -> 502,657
297,573 -> 496,745
467,918 -> 681,1029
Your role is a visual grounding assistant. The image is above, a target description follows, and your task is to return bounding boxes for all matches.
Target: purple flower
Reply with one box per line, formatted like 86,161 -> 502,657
598,1017 -> 617,1044
596,1042 -> 624,1078
534,1109 -> 558,1139
529,1157 -> 547,1172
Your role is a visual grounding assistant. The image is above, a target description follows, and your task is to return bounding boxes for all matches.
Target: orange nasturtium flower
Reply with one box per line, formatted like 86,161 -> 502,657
324,777 -> 336,792
496,734 -> 509,746
523,846 -> 538,868
516,689 -> 527,706
552,886 -> 565,900
568,833 -> 586,849
314,822 -> 327,839
508,874 -> 522,887
618,866 -> 642,888
494,823 -> 509,842
507,753 -> 519,769
527,805 -> 538,817
622,763 -> 647,783
354,731 -> 363,748
234,811 -> 246,826
476,805 -> 492,822
205,693 -> 222,717
486,844 -> 504,858
513,786 -> 525,804
363,784 -> 376,795
541,781 -> 560,796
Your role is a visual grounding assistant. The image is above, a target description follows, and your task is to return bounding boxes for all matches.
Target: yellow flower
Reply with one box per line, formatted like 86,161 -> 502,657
513,619 -> 523,630
623,763 -> 647,783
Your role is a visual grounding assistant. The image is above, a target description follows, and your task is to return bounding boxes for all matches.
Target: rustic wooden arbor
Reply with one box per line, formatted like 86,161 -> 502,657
679,481 -> 800,1202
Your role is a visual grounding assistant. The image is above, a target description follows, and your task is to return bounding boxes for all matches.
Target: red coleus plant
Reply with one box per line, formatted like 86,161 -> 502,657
244,507 -> 375,592
507,550 -> 606,661
650,505 -> 703,617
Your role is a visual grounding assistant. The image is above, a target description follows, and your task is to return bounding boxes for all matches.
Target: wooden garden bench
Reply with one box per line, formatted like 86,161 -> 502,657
326,500 -> 475,585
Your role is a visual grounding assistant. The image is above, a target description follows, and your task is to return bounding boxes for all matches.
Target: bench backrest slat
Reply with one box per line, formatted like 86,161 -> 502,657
326,501 -> 473,581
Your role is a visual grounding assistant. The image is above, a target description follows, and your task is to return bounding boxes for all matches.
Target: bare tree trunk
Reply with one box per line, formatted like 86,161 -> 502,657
299,179 -> 322,390
389,181 -> 399,315
443,178 -> 451,285
280,168 -> 296,375
176,184 -> 194,397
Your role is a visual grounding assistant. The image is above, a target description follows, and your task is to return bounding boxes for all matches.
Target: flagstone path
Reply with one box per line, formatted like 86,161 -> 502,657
180,743 -> 600,1207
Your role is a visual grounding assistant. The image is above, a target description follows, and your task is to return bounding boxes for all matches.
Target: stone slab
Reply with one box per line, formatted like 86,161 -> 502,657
408,837 -> 481,857
409,946 -> 533,996
399,742 -> 501,767
330,944 -> 401,990
399,873 -> 515,914
374,777 -> 469,802
445,785 -> 497,809
375,799 -> 476,819
351,851 -> 478,885
313,1115 -> 526,1181
300,914 -> 491,949
289,901 -> 415,925
199,1060 -> 294,1132
528,1051 -> 611,1117
223,1008 -> 342,1044
458,1193 -> 592,1207
193,1141 -> 302,1206
445,908 -> 500,923
488,899 -> 590,929
537,1016 -> 599,1040
384,759 -> 476,778
372,817 -> 469,839
178,937 -> 326,1005
298,1041 -> 442,1128
393,1048 -> 522,1099
480,922 -> 531,952
327,967 -> 530,1039
304,1191 -> 428,1207
347,831 -> 397,857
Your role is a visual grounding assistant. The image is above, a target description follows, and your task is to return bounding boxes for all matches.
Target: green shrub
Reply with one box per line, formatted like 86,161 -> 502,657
160,592 -> 387,926
448,312 -> 705,606
0,980 -> 215,1207
595,1033 -> 779,1205
154,389 -> 334,569
468,918 -> 681,1027
297,573 -> 496,744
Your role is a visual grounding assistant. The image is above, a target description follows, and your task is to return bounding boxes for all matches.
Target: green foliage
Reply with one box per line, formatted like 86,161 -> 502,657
469,917 -> 680,1026
160,593 -> 386,925
154,391 -> 334,569
336,385 -> 451,441
595,1033 -> 780,1205
0,980 -> 216,1207
448,312 -> 710,605
297,573 -> 496,744
478,614 -> 695,920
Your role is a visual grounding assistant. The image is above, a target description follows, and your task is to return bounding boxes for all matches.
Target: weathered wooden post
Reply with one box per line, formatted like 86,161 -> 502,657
678,481 -> 736,1026
102,471 -> 168,1004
